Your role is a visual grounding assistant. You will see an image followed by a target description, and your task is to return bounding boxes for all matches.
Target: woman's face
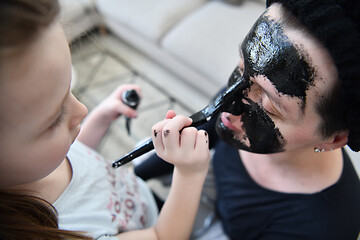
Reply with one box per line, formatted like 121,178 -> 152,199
0,22 -> 88,188
216,4 -> 338,154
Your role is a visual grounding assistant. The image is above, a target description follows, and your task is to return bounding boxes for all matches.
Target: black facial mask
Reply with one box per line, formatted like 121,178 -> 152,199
242,14 -> 315,102
216,14 -> 315,153
221,66 -> 249,116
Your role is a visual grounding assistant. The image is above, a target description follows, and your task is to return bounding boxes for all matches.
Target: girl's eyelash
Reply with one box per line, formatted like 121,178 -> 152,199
50,107 -> 67,129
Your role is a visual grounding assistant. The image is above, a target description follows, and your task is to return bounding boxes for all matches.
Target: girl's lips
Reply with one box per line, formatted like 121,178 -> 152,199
221,112 -> 239,131
72,124 -> 81,144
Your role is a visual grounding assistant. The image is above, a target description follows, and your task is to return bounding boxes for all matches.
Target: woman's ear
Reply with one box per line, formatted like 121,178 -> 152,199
318,131 -> 348,151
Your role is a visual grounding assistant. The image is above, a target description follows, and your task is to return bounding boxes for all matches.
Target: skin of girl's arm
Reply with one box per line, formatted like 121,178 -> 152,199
77,85 -> 141,149
116,111 -> 210,240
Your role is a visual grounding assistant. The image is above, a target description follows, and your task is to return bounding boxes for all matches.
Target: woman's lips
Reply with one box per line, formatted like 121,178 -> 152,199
220,112 -> 239,131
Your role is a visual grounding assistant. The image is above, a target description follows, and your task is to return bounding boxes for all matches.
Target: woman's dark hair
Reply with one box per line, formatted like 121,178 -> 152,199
273,0 -> 359,148
275,0 -> 360,146
281,5 -> 348,139
0,1 -> 92,239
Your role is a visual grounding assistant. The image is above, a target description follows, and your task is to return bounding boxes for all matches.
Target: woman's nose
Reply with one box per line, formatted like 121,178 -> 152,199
222,76 -> 251,116
224,99 -> 245,116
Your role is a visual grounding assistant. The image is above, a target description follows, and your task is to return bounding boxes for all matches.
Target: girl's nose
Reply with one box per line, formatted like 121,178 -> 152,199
69,93 -> 88,129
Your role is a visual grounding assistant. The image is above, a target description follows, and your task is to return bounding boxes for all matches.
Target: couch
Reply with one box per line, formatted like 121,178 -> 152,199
59,0 -> 266,98
59,0 -> 102,41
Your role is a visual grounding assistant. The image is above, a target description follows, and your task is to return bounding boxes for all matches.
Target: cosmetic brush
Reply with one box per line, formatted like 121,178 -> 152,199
112,78 -> 249,168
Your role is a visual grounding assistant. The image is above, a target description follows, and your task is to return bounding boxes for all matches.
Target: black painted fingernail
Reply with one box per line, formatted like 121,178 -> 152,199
163,129 -> 170,137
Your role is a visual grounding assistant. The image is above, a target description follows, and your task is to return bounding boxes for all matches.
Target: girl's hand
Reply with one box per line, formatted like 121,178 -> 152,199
152,110 -> 210,176
77,84 -> 141,149
95,84 -> 141,124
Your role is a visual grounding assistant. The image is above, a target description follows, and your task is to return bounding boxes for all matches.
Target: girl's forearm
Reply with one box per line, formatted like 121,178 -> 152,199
77,108 -> 112,149
154,167 -> 208,240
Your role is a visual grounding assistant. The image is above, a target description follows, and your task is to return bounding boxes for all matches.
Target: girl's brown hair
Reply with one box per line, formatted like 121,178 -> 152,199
0,0 -> 92,239
0,0 -> 57,59
0,191 -> 92,239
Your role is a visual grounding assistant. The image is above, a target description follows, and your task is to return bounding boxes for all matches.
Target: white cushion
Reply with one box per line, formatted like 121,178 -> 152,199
59,0 -> 86,22
162,1 -> 265,88
95,0 -> 207,42
59,0 -> 95,21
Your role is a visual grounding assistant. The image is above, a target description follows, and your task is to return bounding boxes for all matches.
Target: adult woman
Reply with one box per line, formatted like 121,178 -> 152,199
136,0 -> 360,239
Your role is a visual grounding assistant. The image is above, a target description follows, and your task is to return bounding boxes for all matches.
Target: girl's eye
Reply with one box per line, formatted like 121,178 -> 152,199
50,107 -> 67,129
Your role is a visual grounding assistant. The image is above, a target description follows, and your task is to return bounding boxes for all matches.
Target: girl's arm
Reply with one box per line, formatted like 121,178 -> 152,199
116,110 -> 210,240
77,85 -> 141,149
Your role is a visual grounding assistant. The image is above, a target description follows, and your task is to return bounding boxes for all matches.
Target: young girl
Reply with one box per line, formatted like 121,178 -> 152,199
0,0 -> 210,239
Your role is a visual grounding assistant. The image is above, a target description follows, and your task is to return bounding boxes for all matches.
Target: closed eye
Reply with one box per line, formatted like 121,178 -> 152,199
262,93 -> 282,117
50,106 -> 67,129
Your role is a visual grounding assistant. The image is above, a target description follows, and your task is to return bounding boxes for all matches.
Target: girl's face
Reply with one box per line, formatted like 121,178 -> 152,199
0,23 -> 88,188
216,5 -> 338,154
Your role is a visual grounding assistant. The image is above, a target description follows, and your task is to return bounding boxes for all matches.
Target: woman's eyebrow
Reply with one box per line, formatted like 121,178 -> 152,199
257,78 -> 288,111
269,87 -> 306,119
267,88 -> 287,111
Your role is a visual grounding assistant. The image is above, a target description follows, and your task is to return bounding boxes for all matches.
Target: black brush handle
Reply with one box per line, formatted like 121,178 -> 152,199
112,77 -> 249,168
112,111 -> 207,168
112,138 -> 154,168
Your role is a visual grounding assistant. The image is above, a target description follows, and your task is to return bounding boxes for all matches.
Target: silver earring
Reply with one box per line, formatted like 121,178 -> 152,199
314,147 -> 325,153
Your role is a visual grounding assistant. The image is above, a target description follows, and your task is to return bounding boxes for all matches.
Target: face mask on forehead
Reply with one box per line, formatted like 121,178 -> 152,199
242,14 -> 315,100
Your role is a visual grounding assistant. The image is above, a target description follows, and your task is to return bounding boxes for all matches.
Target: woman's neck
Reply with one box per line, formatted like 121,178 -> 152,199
239,147 -> 343,194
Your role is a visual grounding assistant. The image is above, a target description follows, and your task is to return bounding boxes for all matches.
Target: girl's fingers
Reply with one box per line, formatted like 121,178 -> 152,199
165,110 -> 176,119
180,127 -> 198,150
161,115 -> 192,151
195,130 -> 209,151
115,101 -> 137,118
152,111 -> 178,154
152,119 -> 170,152
117,84 -> 142,97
